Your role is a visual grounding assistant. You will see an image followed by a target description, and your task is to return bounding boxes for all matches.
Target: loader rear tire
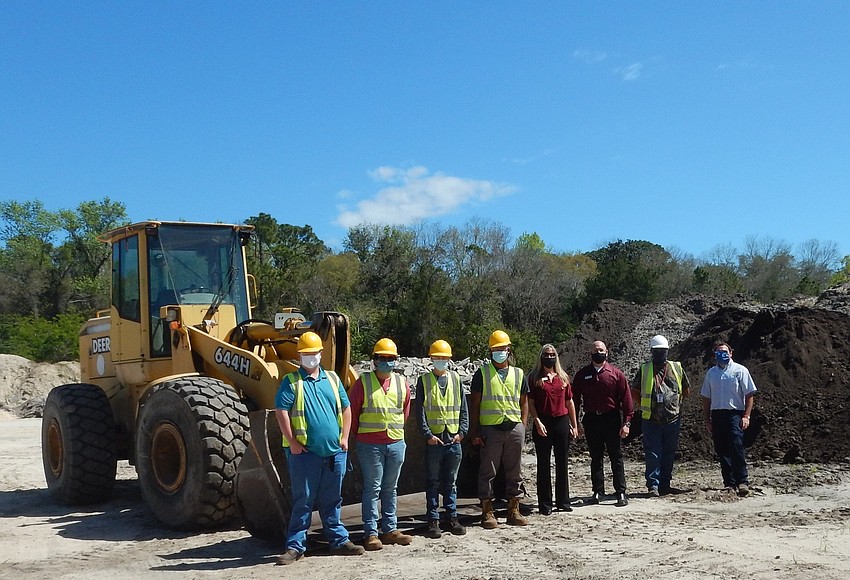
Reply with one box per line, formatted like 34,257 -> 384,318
42,384 -> 118,504
136,377 -> 250,530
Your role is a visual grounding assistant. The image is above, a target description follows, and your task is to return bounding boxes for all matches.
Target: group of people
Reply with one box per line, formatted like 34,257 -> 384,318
273,329 -> 758,565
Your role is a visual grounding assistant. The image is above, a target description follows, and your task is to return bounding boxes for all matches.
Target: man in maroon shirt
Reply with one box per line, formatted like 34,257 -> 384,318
572,340 -> 633,507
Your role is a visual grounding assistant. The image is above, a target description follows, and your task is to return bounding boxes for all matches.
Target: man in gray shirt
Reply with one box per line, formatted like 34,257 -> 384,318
700,340 -> 757,497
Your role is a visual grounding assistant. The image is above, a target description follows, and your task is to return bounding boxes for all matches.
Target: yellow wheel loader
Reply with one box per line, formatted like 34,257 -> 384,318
41,221 -> 425,540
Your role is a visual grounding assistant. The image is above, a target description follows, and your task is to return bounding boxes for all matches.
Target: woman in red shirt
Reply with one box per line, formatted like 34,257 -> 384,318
528,344 -> 578,515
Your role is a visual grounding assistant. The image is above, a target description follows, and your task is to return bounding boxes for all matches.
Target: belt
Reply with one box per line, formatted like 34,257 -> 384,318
586,409 -> 616,415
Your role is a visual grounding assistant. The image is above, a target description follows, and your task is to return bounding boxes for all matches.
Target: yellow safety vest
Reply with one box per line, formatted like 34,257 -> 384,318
479,363 -> 523,426
358,371 -> 406,440
422,371 -> 462,434
639,361 -> 683,420
282,370 -> 343,447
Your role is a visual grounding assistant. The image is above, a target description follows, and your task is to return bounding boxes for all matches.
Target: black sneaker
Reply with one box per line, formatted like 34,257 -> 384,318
539,505 -> 552,516
424,519 -> 442,539
615,492 -> 629,507
276,549 -> 304,565
587,492 -> 602,505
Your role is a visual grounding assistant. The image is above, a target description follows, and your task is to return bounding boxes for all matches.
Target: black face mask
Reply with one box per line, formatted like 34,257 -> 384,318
591,353 -> 607,364
652,349 -> 668,365
542,357 -> 556,369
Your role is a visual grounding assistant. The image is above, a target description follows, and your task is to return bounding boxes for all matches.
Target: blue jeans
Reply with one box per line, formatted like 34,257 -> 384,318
642,418 -> 681,491
424,441 -> 462,521
711,410 -> 749,487
357,440 -> 406,537
285,449 -> 350,553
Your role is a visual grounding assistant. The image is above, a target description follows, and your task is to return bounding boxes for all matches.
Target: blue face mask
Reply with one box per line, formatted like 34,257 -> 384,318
715,351 -> 730,364
376,360 -> 396,373
491,350 -> 509,364
432,359 -> 449,371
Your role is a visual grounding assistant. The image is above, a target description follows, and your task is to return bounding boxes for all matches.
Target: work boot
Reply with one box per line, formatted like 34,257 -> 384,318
480,498 -> 499,529
275,549 -> 304,565
362,535 -> 383,551
329,541 -> 365,556
447,517 -> 467,535
507,497 -> 529,526
379,530 -> 414,545
424,519 -> 442,539
737,484 -> 750,497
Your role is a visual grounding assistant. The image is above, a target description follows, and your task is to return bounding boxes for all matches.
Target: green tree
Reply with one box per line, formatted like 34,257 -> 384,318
582,240 -> 670,311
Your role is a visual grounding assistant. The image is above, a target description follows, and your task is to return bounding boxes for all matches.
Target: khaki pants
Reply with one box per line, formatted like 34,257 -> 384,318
477,423 -> 525,500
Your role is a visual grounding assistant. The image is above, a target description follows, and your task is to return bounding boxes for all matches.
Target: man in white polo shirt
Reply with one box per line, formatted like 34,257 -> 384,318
700,340 -> 757,497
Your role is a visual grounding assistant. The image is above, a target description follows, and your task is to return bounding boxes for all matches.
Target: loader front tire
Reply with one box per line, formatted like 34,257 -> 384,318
42,383 -> 118,504
135,377 -> 250,530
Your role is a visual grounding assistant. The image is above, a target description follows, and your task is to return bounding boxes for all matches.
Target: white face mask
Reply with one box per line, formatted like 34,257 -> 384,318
300,353 -> 321,370
432,359 -> 449,371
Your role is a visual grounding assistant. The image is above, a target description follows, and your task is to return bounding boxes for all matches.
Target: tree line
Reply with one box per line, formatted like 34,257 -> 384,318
1,198 -> 847,365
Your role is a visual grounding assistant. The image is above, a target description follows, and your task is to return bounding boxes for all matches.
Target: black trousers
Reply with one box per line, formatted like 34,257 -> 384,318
582,410 -> 626,494
532,414 -> 571,510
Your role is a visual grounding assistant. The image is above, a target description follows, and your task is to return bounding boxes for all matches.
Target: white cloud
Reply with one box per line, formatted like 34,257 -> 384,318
573,49 -> 608,64
335,166 -> 517,228
616,62 -> 643,81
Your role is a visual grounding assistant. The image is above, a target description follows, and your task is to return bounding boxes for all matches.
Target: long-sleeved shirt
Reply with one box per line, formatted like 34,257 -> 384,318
572,361 -> 634,424
348,372 -> 411,444
415,372 -> 469,443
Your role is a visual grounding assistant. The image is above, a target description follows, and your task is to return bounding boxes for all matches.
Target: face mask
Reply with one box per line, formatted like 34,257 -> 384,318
542,357 -> 556,369
715,351 -> 730,364
432,360 -> 449,371
652,350 -> 668,365
376,360 -> 396,373
591,353 -> 607,364
491,350 -> 509,364
301,352 -> 321,369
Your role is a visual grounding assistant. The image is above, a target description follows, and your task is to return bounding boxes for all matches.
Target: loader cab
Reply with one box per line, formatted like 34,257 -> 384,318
105,221 -> 253,385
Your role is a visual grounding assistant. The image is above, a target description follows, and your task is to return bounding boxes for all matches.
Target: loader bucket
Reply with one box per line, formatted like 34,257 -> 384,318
235,409 -> 431,542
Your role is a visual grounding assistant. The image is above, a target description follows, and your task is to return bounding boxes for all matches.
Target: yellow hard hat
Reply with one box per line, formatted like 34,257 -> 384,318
373,337 -> 399,356
429,339 -> 453,357
489,329 -> 511,349
297,331 -> 323,353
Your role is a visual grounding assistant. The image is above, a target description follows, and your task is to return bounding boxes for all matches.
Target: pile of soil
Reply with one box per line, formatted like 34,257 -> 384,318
557,289 -> 850,465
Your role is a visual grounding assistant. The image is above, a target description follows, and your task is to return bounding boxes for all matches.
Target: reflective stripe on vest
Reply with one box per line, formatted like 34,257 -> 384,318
479,363 -> 523,425
282,370 -> 343,447
639,360 -> 683,420
358,371 -> 406,439
422,371 -> 461,434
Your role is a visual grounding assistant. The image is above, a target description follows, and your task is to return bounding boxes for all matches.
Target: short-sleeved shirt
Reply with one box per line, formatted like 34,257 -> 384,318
631,361 -> 691,423
470,365 -> 529,430
528,372 -> 572,419
348,373 -> 411,444
700,360 -> 757,411
275,367 -> 350,457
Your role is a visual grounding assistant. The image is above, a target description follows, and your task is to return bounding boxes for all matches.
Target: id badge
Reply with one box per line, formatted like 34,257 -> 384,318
656,392 -> 664,403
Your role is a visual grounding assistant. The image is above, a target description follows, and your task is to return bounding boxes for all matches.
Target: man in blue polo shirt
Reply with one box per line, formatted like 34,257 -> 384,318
701,340 -> 757,497
274,331 -> 364,565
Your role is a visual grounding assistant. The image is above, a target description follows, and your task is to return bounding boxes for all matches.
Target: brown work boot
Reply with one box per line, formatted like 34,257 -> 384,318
424,519 -> 442,539
379,530 -> 414,545
480,498 -> 499,529
362,535 -> 383,551
329,541 -> 365,556
507,497 -> 529,526
275,549 -> 304,565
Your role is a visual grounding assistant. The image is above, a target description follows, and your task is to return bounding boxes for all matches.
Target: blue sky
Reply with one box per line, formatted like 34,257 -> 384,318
2,2 -> 849,261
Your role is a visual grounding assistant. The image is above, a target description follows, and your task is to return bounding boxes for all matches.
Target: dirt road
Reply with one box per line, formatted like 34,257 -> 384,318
2,417 -> 849,579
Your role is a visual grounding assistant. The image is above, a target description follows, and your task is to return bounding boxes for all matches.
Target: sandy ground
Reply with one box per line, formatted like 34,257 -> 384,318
2,417 -> 850,580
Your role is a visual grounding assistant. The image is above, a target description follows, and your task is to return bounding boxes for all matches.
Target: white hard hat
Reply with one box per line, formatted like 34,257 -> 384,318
650,335 -> 669,349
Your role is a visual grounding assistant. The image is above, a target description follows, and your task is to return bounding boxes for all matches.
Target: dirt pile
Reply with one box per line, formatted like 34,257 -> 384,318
557,288 -> 850,465
0,354 -> 79,419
